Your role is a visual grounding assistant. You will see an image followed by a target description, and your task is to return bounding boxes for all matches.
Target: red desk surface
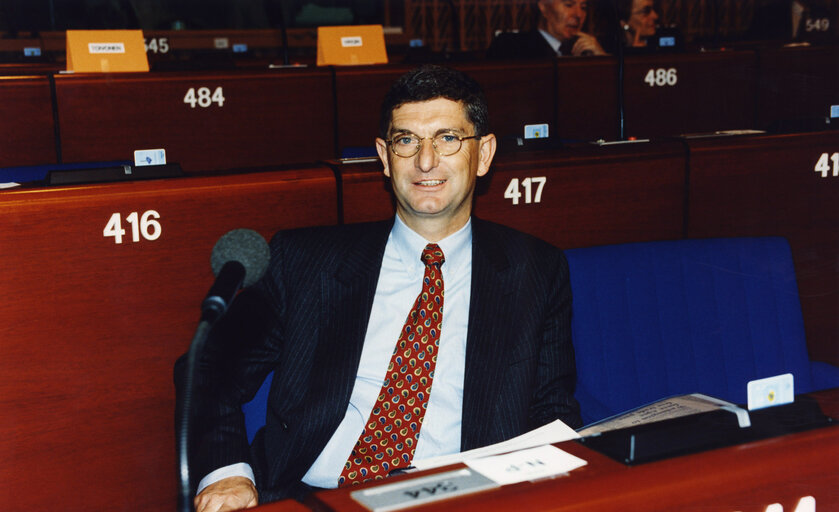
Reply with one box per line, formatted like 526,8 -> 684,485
0,166 -> 337,511
307,388 -> 839,512
0,75 -> 57,168
54,68 -> 335,172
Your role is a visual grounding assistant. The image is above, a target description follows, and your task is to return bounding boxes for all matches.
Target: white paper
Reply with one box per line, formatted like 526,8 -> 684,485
465,444 -> 587,486
412,419 -> 579,471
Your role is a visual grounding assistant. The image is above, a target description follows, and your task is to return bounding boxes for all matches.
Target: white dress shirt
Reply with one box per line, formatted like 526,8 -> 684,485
198,216 -> 472,492
539,29 -> 563,55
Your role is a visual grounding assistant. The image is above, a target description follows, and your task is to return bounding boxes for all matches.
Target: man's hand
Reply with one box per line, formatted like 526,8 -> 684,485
572,32 -> 607,56
194,476 -> 258,512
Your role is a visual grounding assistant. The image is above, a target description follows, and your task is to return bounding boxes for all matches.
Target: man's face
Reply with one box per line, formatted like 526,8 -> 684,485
376,98 -> 495,238
539,0 -> 588,43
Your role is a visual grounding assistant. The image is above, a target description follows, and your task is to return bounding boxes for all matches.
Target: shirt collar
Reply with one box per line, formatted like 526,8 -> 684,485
538,29 -> 563,55
391,215 -> 472,275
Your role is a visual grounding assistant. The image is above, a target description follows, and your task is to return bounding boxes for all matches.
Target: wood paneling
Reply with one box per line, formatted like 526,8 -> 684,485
0,166 -> 337,511
54,68 -> 335,172
0,75 -> 56,168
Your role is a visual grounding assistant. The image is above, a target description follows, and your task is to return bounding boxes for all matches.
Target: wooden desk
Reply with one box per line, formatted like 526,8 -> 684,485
622,50 -> 757,138
755,44 -> 839,130
54,68 -> 335,172
685,130 -> 839,366
307,389 -> 839,511
474,141 -> 687,249
554,56 -> 619,142
0,75 -> 57,168
0,166 -> 337,511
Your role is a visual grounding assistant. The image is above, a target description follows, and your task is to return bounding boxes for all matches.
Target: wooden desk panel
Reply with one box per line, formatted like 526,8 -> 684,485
0,75 -> 57,167
311,390 -> 839,511
334,65 -> 410,152
336,141 -> 686,250
553,56 -> 619,142
0,167 -> 337,511
686,131 -> 839,366
475,142 -> 687,249
331,158 -> 393,225
755,44 -> 839,130
623,50 -> 757,138
54,68 -> 335,172
455,60 -> 556,141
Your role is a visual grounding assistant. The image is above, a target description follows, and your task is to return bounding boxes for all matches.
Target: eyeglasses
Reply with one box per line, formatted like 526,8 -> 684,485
633,5 -> 656,16
385,132 -> 479,158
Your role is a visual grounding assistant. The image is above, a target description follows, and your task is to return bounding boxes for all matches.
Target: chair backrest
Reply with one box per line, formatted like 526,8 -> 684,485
565,237 -> 816,426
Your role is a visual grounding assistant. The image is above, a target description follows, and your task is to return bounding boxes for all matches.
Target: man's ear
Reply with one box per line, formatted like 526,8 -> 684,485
375,138 -> 391,178
476,134 -> 497,177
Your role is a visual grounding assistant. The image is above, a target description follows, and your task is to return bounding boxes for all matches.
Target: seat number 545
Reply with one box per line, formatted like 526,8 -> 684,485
504,177 -> 546,205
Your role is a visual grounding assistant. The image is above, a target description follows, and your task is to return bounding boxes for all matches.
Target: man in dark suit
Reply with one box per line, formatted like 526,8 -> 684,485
184,64 -> 581,512
488,0 -> 605,58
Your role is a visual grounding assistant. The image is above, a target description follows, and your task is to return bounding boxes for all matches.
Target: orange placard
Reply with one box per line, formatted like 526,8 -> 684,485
317,25 -> 388,66
66,30 -> 149,73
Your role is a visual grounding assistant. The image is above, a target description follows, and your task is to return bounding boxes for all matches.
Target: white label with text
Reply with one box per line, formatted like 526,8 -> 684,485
88,42 -> 125,54
341,36 -> 363,47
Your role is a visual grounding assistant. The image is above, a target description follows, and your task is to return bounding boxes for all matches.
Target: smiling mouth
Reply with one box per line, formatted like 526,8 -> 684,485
416,179 -> 446,186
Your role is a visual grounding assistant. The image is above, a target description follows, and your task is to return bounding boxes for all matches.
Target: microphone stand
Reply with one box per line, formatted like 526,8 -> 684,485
177,261 -> 245,512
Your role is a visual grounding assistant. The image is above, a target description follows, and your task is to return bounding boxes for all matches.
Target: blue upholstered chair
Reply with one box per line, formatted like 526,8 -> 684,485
565,237 -> 839,426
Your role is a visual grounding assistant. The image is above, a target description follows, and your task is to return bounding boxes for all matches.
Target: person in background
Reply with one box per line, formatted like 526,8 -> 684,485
617,0 -> 660,47
488,0 -> 606,58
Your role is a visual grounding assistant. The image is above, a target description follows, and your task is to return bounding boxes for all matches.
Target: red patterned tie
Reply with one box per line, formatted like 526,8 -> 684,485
339,243 -> 445,486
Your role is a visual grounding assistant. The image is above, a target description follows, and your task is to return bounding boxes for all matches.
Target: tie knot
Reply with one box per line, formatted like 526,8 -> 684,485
421,243 -> 445,267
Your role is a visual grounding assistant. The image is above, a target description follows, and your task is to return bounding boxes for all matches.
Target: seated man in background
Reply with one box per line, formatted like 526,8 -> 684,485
178,64 -> 581,512
488,0 -> 606,58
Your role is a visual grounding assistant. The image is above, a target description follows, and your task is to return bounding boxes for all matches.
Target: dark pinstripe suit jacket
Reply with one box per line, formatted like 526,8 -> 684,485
186,217 -> 580,501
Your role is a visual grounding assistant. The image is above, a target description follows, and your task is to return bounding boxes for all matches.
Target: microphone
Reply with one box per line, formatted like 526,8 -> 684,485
201,229 -> 270,323
178,228 -> 269,512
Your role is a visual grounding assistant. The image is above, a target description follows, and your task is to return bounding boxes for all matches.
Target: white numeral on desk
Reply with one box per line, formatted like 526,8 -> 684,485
144,37 -> 170,54
805,18 -> 830,32
814,152 -> 839,177
184,87 -> 225,108
104,211 -> 162,244
644,68 -> 678,87
504,177 -> 546,205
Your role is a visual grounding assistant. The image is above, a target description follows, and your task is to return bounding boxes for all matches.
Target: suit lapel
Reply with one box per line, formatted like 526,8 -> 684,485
461,220 -> 517,450
306,222 -> 392,429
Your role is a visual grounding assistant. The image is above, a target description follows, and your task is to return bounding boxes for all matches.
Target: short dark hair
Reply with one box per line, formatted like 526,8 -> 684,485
379,65 -> 490,139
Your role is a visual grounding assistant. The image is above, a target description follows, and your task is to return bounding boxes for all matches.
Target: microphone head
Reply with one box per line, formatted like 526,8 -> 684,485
210,228 -> 270,287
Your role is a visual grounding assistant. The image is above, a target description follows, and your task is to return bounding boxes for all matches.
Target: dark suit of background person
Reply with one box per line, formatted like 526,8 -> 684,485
177,65 -> 581,509
487,29 -> 567,59
487,0 -> 606,58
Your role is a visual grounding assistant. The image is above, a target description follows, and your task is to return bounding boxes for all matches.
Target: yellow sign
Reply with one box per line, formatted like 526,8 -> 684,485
317,25 -> 388,66
66,30 -> 149,73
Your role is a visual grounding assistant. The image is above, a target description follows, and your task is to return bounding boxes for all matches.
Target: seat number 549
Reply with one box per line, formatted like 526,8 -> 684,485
504,177 -> 546,205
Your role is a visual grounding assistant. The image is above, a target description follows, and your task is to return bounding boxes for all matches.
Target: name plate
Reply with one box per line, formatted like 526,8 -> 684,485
350,468 -> 498,512
66,30 -> 148,72
317,25 -> 388,66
